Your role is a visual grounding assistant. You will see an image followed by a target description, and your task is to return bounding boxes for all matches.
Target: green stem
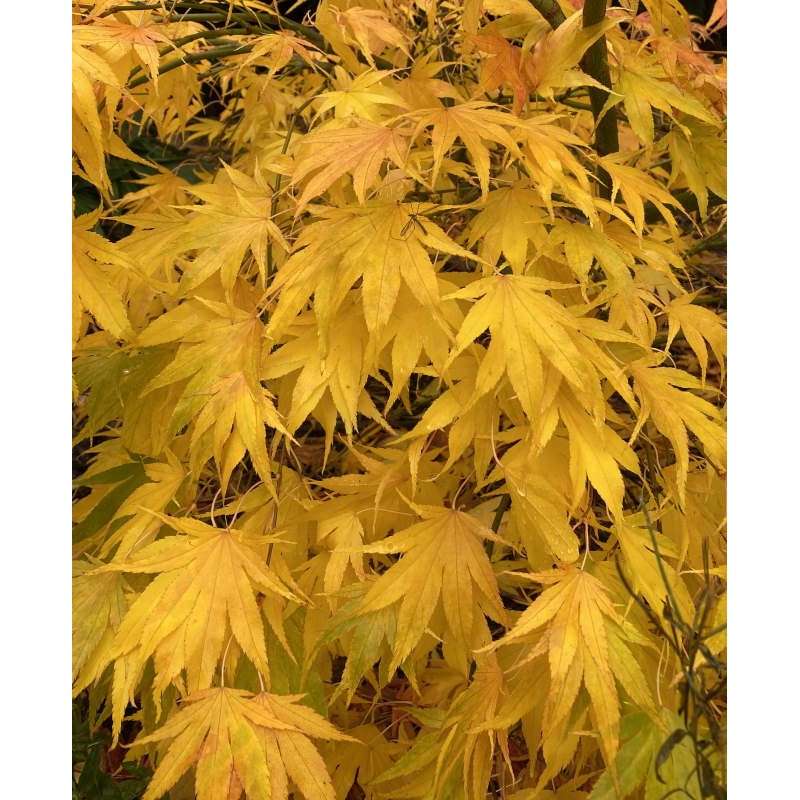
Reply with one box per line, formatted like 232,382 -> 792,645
491,494 -> 511,533
580,0 -> 619,199
266,94 -> 317,276
529,0 -> 566,29
96,0 -> 326,50
124,28 -> 249,86
127,42 -> 254,90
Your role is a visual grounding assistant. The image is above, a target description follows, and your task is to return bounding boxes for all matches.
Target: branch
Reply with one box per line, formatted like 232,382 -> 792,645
531,1 -> 618,198
529,0 -> 566,30
580,0 -> 619,199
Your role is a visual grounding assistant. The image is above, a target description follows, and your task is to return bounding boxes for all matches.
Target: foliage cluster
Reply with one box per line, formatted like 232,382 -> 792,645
72,1 -> 727,798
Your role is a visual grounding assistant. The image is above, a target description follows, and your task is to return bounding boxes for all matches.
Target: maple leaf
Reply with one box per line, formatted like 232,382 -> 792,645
589,709 -> 702,800
660,464 -> 726,574
73,559 -> 129,694
404,100 -> 520,196
445,274 -> 597,420
392,58 -> 464,110
484,566 -> 656,769
99,450 -> 186,559
318,582 -> 400,700
499,442 -> 580,564
664,292 -> 727,385
73,209 -> 136,343
316,510 -> 367,603
72,39 -> 119,196
611,57 -> 718,146
522,11 -> 619,97
355,504 -> 508,674
558,390 -> 641,519
599,156 -> 683,235
81,10 -> 174,88
372,655 -> 508,800
290,120 -> 418,211
613,513 -> 695,625
468,28 -> 534,114
263,302 -> 370,437
336,6 -> 410,69
233,30 -> 325,78
172,163 -> 289,291
130,687 -> 353,800
398,355 -> 502,485
328,723 -> 405,800
96,512 -> 300,740
381,282 -> 465,410
515,116 -> 595,214
666,118 -> 726,218
549,218 -> 634,287
314,66 -> 408,120
628,360 -> 726,504
137,294 -> 288,490
466,182 -> 550,271
265,202 -> 475,344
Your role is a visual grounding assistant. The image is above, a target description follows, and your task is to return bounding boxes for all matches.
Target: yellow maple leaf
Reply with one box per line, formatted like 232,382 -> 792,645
665,291 -> 727,385
484,566 -> 656,769
356,505 -> 508,674
290,120 -> 417,211
96,512 -> 301,740
263,302 -> 369,436
265,202 -> 475,345
336,6 -> 410,69
172,163 -> 289,291
599,156 -> 683,235
79,10 -> 173,88
404,100 -> 520,197
100,450 -> 186,559
137,295 -> 288,490
466,182 -> 550,271
314,66 -> 408,120
73,209 -> 136,343
523,11 -> 618,97
614,513 -> 695,624
72,39 -> 119,196
628,360 -> 726,504
445,274 -> 595,420
131,687 -> 353,800
612,58 -> 718,146
667,118 -> 726,218
73,559 -> 129,694
371,655 -> 508,800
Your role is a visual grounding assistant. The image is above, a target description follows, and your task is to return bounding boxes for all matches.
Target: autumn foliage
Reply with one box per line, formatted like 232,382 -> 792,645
72,1 -> 727,798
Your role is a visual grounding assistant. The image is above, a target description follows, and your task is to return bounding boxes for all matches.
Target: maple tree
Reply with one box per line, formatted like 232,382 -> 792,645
72,1 -> 726,798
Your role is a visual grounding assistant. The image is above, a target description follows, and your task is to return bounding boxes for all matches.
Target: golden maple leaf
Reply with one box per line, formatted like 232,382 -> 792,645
131,687 -> 354,800
95,512 -> 301,740
483,566 -> 656,770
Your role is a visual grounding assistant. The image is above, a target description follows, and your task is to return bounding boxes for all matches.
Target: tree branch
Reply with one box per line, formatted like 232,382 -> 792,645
580,0 -> 619,198
529,0 -> 566,30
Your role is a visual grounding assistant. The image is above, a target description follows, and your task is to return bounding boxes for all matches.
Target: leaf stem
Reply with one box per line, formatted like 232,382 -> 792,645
491,494 -> 511,533
265,94 -> 317,276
